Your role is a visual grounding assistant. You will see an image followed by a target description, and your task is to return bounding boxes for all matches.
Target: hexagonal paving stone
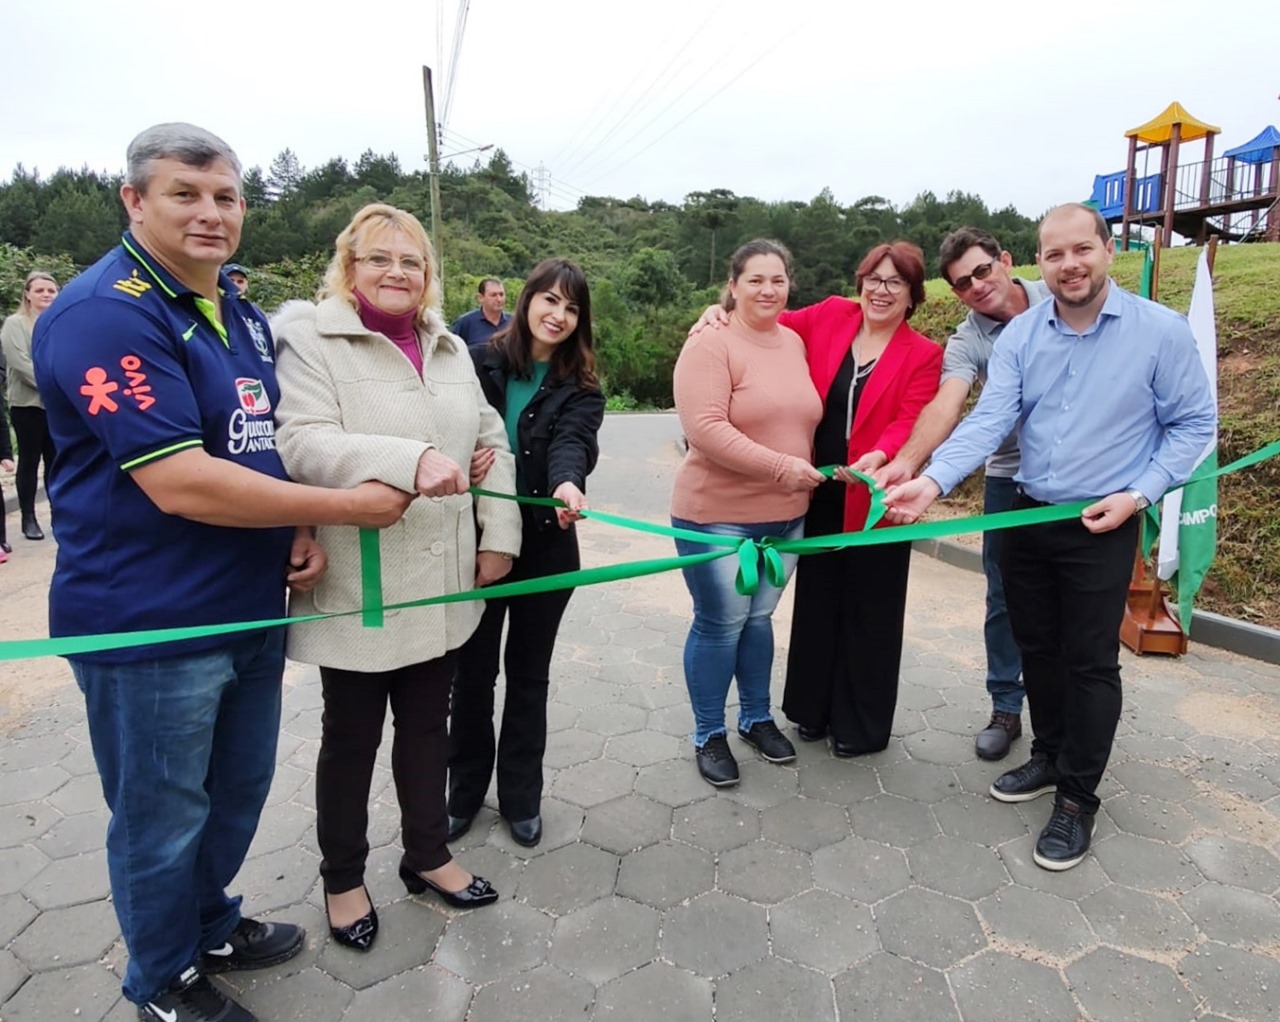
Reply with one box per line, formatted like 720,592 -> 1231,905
1179,882 -> 1280,947
932,793 -> 1029,845
833,952 -> 958,1021
0,767 -> 71,808
997,834 -> 1110,899
1068,947 -> 1194,1022
616,840 -> 715,910
1184,835 -> 1280,894
0,734 -> 78,773
44,773 -> 104,817
610,627 -> 667,650
433,898 -> 553,981
590,612 -> 644,633
542,729 -> 606,770
877,888 -> 986,970
554,680 -> 626,708
11,898 -> 118,970
671,797 -> 759,853
316,899 -> 446,990
342,963 -> 471,1021
22,848 -> 108,909
0,844 -> 52,899
720,757 -> 799,809
592,961 -> 713,1022
760,797 -> 849,852
1079,885 -> 1198,955
234,966 -> 353,1022
548,896 -> 659,983
1092,833 -> 1204,894
976,885 -> 1094,960
0,802 -> 62,849
605,730 -> 681,768
848,793 -> 939,848
796,758 -> 880,806
1104,793 -> 1196,843
576,703 -> 649,736
516,843 -> 618,914
226,845 -> 319,915
0,948 -> 28,1004
661,891 -> 767,976
951,950 -> 1078,1021
876,759 -> 960,804
717,840 -> 812,904
1194,759 -> 1279,803
769,889 -> 877,975
645,704 -> 694,738
633,759 -> 709,808
618,679 -> 687,712
0,961 -> 123,1022
0,892 -> 39,946
467,964 -> 594,1022
549,758 -> 636,808
1179,942 -> 1280,1022
901,730 -> 974,766
907,835 -> 1010,900
811,835 -> 911,905
580,794 -> 671,854
1110,761 -> 1199,803
715,956 -> 836,1022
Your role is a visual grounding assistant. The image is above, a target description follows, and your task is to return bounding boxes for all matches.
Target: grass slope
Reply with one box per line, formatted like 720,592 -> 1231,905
911,243 -> 1280,629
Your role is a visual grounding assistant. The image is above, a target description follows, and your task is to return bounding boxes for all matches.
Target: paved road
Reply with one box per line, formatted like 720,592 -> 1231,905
2,413 -> 1279,1022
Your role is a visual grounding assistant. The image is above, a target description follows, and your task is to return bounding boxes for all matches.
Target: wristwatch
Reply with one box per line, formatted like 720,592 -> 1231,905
1124,488 -> 1150,513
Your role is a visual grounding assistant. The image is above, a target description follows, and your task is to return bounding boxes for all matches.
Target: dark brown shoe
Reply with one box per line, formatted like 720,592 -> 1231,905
975,711 -> 1022,761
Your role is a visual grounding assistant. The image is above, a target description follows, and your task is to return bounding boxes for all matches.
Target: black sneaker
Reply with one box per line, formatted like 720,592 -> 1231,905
695,734 -> 740,787
989,753 -> 1058,803
1033,797 -> 1096,871
201,918 -> 305,973
738,721 -> 797,763
138,966 -> 255,1022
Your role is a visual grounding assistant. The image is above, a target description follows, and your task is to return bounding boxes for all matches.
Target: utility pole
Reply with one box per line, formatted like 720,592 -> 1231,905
422,65 -> 444,291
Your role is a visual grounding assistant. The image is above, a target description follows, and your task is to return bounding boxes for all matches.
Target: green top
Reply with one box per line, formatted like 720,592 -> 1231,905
504,361 -> 550,492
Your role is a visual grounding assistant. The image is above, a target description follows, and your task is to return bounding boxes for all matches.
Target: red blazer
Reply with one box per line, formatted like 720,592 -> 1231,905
780,297 -> 943,532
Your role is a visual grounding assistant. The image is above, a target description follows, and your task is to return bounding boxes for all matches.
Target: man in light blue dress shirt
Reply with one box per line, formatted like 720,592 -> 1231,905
885,203 -> 1215,871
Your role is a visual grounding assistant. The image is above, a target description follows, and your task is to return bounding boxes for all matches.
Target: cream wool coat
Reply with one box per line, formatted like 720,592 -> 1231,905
272,297 -> 522,672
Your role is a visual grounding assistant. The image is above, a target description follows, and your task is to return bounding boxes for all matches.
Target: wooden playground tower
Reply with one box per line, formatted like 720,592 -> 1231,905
1099,101 -> 1280,249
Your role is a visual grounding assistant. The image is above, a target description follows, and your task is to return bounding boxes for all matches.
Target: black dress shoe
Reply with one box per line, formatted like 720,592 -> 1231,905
325,886 -> 378,952
990,753 -> 1059,803
0,541 -> 11,554
975,711 -> 1022,761
831,740 -> 859,759
21,515 -> 43,541
738,721 -> 796,763
508,815 -> 542,848
1033,797 -> 1096,871
399,863 -> 499,908
796,724 -> 827,743
446,814 -> 474,842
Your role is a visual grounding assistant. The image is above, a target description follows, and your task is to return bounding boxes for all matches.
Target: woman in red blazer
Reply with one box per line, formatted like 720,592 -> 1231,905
778,241 -> 942,756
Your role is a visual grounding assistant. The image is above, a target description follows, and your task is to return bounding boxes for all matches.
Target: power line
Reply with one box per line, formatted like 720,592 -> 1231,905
440,0 -> 472,130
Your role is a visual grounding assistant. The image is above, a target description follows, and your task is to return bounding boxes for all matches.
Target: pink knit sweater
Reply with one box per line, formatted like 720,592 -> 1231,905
671,318 -> 822,524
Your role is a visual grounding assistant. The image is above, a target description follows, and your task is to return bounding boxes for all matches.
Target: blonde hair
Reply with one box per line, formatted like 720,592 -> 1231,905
19,271 -> 58,320
319,204 -> 441,323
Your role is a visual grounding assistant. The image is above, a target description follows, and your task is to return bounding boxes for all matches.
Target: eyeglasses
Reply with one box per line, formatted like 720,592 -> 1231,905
862,274 -> 907,295
357,254 -> 427,274
950,257 -> 999,293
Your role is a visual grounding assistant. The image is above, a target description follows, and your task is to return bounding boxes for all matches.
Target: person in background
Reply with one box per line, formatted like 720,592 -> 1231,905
884,204 -> 1215,871
447,258 -> 604,848
273,204 -> 522,949
451,277 -> 510,347
871,227 -> 1051,762
2,270 -> 60,541
224,262 -> 250,297
0,392 -> 13,562
33,122 -> 411,1022
672,239 -> 824,787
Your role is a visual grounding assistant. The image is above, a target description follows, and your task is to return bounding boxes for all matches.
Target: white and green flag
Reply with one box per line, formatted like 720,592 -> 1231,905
1156,249 -> 1218,629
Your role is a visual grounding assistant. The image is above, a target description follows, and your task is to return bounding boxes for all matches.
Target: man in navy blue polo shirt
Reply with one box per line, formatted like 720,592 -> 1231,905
450,276 -> 510,347
34,123 -> 413,1022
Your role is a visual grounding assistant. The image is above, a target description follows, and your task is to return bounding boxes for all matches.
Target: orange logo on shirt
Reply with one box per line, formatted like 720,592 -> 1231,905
81,368 -> 120,415
120,355 -> 155,411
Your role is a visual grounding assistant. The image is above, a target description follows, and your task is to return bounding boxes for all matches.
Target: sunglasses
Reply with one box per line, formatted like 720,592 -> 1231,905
950,257 -> 999,293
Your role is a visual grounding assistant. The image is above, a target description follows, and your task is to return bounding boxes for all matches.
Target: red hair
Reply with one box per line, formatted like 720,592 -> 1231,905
855,241 -> 927,319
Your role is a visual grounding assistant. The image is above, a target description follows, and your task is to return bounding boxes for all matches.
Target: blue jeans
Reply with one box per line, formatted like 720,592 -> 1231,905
71,629 -> 286,1004
983,475 -> 1025,714
673,516 -> 803,746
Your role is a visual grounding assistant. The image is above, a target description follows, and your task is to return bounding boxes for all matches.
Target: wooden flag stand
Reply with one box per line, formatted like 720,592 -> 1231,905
1120,541 -> 1188,656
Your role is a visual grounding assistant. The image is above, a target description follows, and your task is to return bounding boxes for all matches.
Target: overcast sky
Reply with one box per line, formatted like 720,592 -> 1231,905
2,0 -> 1277,218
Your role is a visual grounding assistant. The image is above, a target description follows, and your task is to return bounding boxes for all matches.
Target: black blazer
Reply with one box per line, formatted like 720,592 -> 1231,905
471,344 -> 605,535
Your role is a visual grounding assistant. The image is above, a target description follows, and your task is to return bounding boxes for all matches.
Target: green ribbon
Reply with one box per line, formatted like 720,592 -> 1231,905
2,439 -> 1275,664
359,527 -> 383,628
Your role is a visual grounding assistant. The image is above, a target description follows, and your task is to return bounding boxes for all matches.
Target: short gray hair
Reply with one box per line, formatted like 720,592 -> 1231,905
126,122 -> 242,193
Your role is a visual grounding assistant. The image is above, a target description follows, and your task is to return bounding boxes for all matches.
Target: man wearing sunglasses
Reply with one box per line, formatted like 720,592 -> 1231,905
871,227 -> 1049,763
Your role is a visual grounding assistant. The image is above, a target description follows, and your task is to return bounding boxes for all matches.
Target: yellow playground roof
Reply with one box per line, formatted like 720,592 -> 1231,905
1125,102 -> 1221,144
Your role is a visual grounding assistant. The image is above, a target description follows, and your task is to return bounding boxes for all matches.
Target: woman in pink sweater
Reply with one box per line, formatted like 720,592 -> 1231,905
671,240 -> 825,787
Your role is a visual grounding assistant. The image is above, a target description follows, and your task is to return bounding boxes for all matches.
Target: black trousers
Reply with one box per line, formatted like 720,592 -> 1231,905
448,523 -> 578,822
315,653 -> 457,894
1001,497 -> 1139,813
10,405 -> 54,517
782,487 -> 912,754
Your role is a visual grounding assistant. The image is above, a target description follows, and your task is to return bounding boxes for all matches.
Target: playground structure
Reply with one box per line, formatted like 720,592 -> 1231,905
1089,101 -> 1280,248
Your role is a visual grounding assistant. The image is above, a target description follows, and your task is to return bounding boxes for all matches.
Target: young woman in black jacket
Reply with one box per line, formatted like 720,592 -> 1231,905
447,259 -> 605,848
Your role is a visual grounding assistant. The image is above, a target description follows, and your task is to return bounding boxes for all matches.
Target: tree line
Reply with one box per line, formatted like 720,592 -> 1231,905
0,149 -> 1043,406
